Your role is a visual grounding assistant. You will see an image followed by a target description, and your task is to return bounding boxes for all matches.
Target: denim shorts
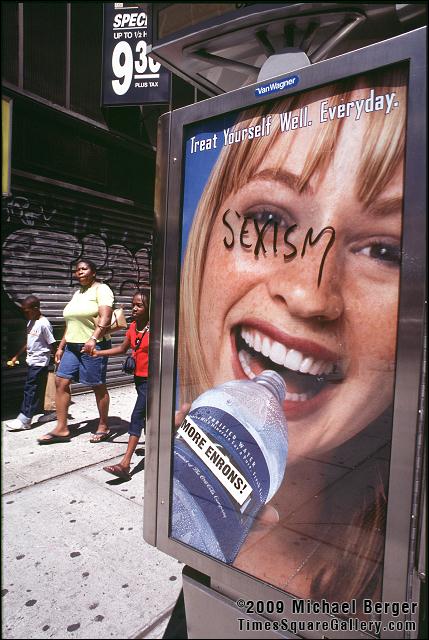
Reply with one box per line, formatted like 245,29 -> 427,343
56,341 -> 111,386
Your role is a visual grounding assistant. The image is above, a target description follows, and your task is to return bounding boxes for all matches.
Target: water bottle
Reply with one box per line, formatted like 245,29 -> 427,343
171,370 -> 288,563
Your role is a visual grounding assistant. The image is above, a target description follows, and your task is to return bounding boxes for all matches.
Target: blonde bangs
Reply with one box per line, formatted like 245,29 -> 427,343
179,67 -> 408,402
218,87 -> 354,197
358,92 -> 406,203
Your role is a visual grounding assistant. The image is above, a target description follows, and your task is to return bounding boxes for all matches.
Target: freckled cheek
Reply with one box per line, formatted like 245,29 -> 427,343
200,240 -> 262,351
219,241 -> 278,288
345,291 -> 399,368
205,228 -> 264,290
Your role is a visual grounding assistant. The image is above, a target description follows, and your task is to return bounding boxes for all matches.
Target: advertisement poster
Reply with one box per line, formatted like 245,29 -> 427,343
102,2 -> 171,106
170,64 -> 408,611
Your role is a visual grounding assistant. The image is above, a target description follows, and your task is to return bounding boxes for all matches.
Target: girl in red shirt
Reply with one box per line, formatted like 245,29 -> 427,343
93,290 -> 149,479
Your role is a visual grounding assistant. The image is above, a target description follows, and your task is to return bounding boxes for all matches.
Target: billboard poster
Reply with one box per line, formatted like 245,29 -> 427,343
102,2 -> 171,106
170,64 -> 408,612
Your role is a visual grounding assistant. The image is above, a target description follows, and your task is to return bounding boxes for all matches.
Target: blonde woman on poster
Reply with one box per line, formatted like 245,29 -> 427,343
176,66 -> 407,608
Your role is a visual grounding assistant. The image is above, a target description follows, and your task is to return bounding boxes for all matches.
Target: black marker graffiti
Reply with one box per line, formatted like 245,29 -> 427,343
3,196 -> 56,227
2,229 -> 152,311
222,208 -> 335,287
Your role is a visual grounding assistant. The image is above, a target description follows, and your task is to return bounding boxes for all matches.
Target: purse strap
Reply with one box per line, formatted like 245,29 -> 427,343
93,283 -> 118,334
94,282 -> 116,308
133,324 -> 149,352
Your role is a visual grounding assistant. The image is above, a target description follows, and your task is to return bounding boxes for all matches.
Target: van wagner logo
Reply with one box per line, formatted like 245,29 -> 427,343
255,75 -> 300,97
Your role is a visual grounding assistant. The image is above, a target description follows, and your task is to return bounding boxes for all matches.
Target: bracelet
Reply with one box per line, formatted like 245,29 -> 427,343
97,324 -> 110,328
89,336 -> 97,342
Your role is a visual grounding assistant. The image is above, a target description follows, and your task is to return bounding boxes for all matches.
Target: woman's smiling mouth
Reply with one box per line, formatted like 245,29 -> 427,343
232,323 -> 342,417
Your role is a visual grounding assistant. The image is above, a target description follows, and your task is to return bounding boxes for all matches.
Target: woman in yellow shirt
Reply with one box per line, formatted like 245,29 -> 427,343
38,259 -> 114,444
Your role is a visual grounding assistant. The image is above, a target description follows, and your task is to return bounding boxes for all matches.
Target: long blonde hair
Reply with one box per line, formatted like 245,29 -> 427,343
179,66 -> 407,404
178,66 -> 407,602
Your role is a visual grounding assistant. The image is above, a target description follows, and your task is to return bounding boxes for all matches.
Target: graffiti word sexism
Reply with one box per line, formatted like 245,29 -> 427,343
222,209 -> 335,288
3,196 -> 56,227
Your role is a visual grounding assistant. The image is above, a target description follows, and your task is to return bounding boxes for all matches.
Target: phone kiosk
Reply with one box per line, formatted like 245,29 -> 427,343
144,28 -> 426,639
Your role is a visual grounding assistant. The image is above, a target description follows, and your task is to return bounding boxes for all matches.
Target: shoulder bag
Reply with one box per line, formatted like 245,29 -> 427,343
122,326 -> 148,375
109,307 -> 127,332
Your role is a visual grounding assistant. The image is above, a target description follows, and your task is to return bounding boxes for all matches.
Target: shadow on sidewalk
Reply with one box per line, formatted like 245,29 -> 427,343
66,417 -> 129,441
131,456 -> 145,476
163,590 -> 188,639
103,447 -> 145,484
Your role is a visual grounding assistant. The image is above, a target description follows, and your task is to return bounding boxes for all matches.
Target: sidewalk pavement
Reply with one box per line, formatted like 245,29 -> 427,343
1,384 -> 184,640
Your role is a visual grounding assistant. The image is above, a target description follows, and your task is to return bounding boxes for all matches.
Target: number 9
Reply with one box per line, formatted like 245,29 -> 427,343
112,41 -> 133,95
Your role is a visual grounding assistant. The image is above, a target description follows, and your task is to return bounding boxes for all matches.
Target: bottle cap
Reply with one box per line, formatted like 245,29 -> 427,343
254,370 -> 286,403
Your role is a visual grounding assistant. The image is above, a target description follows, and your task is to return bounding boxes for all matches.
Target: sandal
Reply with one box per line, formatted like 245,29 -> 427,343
89,430 -> 112,443
38,432 -> 71,445
103,464 -> 130,480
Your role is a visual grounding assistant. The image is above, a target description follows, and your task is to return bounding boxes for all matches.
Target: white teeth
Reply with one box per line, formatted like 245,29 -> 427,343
284,349 -> 303,371
323,362 -> 334,375
261,336 -> 271,357
240,327 -> 336,378
270,342 -> 287,366
299,357 -> 314,374
243,330 -> 253,349
238,350 -> 256,379
249,330 -> 256,349
239,350 -> 307,402
309,360 -> 324,375
239,347 -> 315,403
253,331 -> 262,353
285,391 -> 311,402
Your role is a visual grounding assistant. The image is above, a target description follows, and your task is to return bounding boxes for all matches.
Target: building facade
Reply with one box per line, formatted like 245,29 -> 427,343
1,1 -> 201,412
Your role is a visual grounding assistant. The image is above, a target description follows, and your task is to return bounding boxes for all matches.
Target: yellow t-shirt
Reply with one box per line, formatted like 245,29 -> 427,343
63,283 -> 114,343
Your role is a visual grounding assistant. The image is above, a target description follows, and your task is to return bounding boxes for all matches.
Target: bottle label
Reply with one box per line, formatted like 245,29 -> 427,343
171,405 -> 270,563
177,413 -> 253,505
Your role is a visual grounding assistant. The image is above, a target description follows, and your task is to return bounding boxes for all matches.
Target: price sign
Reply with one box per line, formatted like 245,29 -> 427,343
102,3 -> 171,106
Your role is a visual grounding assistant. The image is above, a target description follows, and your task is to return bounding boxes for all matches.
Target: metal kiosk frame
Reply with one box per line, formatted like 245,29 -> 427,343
145,27 -> 426,639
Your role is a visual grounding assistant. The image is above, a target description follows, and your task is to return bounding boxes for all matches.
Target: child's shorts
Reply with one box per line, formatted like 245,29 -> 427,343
56,341 -> 111,386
